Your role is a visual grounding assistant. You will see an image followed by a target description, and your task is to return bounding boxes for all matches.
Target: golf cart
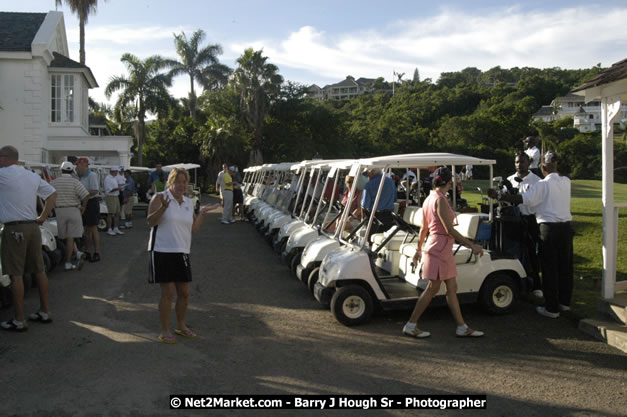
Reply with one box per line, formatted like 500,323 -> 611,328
314,153 -> 529,326
283,159 -> 355,276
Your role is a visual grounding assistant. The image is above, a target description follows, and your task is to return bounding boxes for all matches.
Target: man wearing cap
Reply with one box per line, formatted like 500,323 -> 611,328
524,136 -> 541,177
76,158 -> 101,262
490,152 -> 573,319
0,145 -> 56,331
216,163 -> 227,207
104,167 -> 124,236
51,161 -> 89,271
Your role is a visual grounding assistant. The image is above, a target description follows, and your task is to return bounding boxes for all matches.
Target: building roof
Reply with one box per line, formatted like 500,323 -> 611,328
572,58 -> 627,93
355,77 -> 376,86
554,93 -> 585,102
332,77 -> 359,88
533,105 -> 553,116
50,52 -> 99,88
0,12 -> 47,52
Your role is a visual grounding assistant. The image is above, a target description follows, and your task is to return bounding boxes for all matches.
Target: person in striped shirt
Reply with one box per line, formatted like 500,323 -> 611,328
51,161 -> 89,271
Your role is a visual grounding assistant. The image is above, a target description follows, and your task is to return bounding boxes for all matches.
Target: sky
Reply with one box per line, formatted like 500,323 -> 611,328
3,0 -> 627,105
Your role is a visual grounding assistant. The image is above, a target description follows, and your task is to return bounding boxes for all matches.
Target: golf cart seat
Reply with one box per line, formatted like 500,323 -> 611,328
452,213 -> 488,264
371,206 -> 422,250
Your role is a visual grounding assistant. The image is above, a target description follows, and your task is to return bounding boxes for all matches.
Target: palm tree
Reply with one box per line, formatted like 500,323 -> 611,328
231,48 -> 283,164
105,53 -> 173,166
56,0 -> 104,64
165,29 -> 231,120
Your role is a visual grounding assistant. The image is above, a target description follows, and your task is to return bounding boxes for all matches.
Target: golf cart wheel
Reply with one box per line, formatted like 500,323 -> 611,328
97,216 -> 107,232
331,285 -> 374,326
479,274 -> 519,314
307,267 -> 320,293
290,252 -> 301,277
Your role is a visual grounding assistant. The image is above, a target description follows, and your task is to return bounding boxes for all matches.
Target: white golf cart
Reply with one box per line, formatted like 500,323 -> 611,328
283,159 -> 355,276
314,153 -> 529,326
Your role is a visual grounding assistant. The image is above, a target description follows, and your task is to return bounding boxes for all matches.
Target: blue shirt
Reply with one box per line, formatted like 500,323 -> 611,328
79,169 -> 100,199
148,170 -> 162,185
124,176 -> 136,196
361,173 -> 396,211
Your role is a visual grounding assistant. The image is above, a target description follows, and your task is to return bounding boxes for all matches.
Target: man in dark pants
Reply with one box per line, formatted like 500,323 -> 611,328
506,152 -> 542,297
490,152 -> 573,318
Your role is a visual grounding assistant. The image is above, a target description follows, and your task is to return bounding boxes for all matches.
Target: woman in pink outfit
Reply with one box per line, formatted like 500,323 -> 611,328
403,167 -> 485,339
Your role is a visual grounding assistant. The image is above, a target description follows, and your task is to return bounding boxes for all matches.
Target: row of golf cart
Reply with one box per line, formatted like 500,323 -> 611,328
241,153 -> 530,326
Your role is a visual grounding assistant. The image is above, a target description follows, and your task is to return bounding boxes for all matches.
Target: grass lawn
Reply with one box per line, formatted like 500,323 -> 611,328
461,179 -> 627,319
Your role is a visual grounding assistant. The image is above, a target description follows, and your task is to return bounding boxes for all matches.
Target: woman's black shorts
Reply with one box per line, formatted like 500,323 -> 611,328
149,251 -> 192,283
82,198 -> 100,227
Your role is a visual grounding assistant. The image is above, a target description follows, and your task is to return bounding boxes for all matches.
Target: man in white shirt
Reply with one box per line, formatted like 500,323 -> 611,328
507,152 -> 542,297
0,146 -> 57,331
104,167 -> 124,236
491,152 -> 573,319
524,136 -> 541,177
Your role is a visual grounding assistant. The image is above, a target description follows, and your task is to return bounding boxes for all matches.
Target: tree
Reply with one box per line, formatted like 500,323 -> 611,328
412,68 -> 420,82
231,48 -> 283,164
105,53 -> 173,166
56,0 -> 103,64
165,29 -> 231,120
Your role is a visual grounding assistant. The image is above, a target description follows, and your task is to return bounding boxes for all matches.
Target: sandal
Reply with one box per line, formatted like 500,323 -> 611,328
456,327 -> 484,337
1,319 -> 28,332
175,328 -> 197,339
28,311 -> 53,323
158,334 -> 177,344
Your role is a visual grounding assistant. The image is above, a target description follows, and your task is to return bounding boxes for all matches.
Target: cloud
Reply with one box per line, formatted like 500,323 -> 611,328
230,6 -> 627,85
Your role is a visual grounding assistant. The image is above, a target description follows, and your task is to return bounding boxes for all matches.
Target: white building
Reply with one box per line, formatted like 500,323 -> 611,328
307,76 -> 378,101
0,11 -> 132,165
533,93 -> 627,133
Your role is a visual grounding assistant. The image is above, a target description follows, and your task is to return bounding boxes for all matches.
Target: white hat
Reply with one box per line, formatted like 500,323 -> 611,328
60,161 -> 75,171
109,166 -> 118,171
230,165 -> 238,173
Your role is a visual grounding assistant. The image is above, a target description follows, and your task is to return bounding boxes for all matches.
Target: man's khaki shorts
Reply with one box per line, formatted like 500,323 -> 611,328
1,223 -> 45,276
56,207 -> 84,239
105,195 -> 120,215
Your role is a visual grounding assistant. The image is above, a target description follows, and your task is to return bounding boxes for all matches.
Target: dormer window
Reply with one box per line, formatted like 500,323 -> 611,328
51,74 -> 74,123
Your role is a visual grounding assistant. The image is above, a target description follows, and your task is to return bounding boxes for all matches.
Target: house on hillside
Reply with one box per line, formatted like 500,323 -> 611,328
532,92 -> 627,133
0,11 -> 132,165
307,76 -> 377,101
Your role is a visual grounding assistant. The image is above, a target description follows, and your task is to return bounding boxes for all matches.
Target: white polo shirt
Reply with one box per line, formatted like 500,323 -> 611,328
521,173 -> 572,223
0,164 -> 56,223
507,171 -> 541,216
104,174 -> 120,196
148,189 -> 194,253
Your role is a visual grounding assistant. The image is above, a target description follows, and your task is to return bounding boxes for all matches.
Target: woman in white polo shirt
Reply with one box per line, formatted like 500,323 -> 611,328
147,168 -> 218,344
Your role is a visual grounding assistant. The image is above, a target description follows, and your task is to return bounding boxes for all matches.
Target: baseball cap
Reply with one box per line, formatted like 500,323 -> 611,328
109,166 -> 118,171
230,165 -> 238,172
60,161 -> 75,171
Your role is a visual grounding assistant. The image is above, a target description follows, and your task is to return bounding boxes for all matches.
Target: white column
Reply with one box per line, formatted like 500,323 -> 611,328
601,95 -> 622,300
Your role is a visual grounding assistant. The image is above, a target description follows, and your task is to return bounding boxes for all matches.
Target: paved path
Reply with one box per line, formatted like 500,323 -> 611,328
1,199 -> 626,416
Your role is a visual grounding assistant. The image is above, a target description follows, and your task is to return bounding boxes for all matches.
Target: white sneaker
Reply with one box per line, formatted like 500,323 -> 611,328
532,289 -> 543,298
64,263 -> 76,271
114,228 -> 125,235
229,219 -> 237,224
559,304 -> 571,312
402,323 -> 430,338
536,306 -> 560,318
221,221 -> 230,224
107,229 -> 116,236
125,221 -> 133,228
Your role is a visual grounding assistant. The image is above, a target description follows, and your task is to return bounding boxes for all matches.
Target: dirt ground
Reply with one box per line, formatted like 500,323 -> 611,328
1,197 -> 626,417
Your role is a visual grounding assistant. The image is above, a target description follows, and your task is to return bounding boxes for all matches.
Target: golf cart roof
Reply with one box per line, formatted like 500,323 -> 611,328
162,163 -> 201,171
357,153 -> 496,169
